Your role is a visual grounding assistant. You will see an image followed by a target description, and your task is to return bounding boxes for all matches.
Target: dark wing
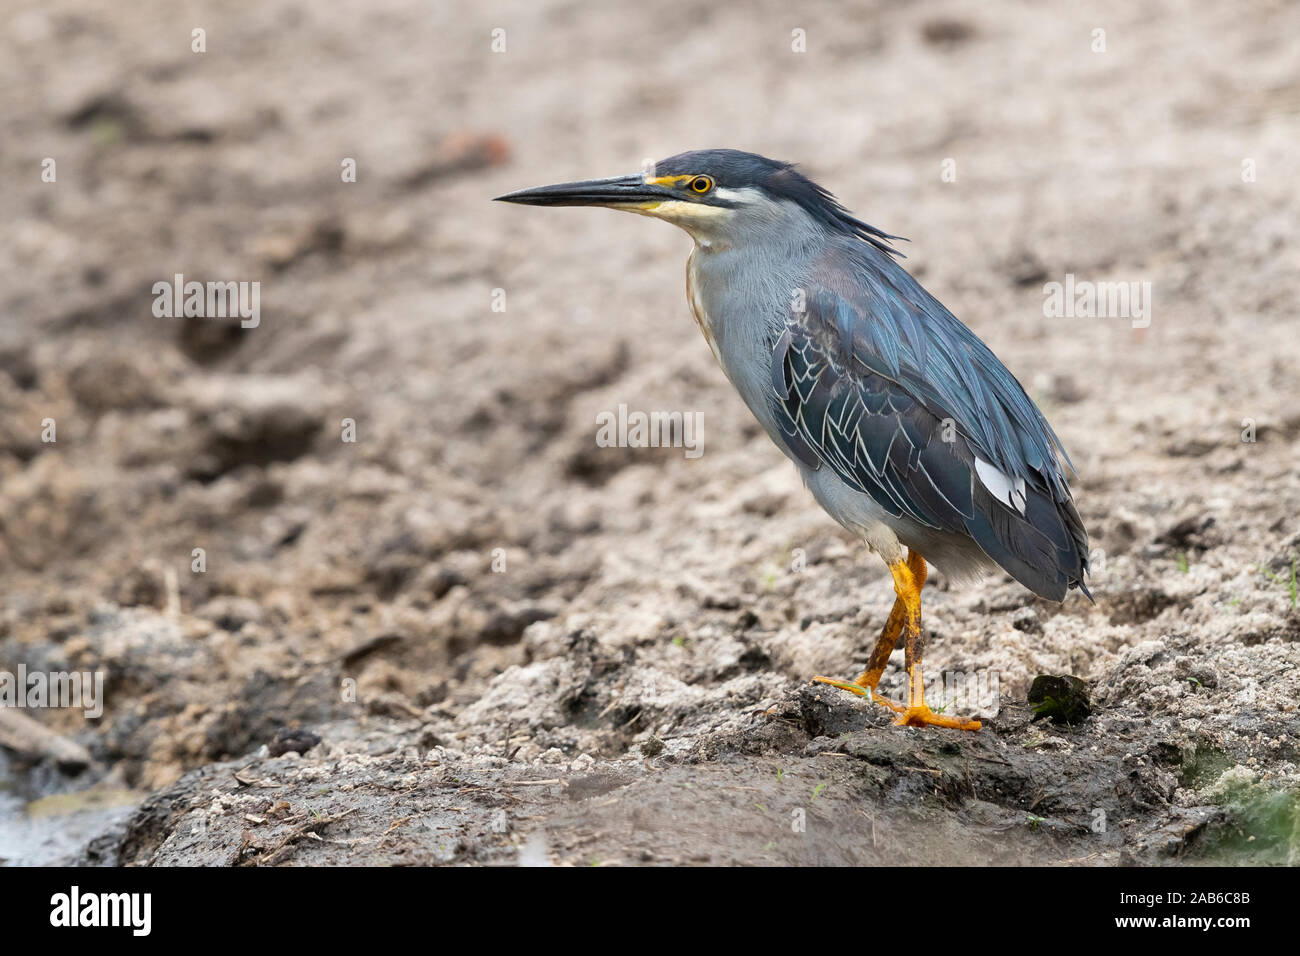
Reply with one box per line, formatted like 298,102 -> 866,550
771,244 -> 1090,601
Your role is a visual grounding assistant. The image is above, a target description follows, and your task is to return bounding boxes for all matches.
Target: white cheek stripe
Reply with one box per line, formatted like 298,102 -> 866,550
711,186 -> 761,204
975,457 -> 1027,514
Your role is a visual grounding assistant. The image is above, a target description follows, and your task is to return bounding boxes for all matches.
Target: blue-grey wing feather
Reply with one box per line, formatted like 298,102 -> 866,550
771,240 -> 1090,601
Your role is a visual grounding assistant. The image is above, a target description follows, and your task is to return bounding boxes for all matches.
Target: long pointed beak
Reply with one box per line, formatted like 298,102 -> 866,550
494,174 -> 671,208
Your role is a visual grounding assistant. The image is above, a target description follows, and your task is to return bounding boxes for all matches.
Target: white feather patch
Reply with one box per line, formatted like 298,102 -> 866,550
975,457 -> 1027,514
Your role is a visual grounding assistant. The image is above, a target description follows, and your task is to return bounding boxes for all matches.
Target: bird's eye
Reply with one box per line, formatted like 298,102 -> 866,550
689,175 -> 714,194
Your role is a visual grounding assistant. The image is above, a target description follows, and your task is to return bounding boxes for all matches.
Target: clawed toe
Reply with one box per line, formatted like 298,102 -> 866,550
892,704 -> 981,731
812,676 -> 980,729
811,676 -> 906,714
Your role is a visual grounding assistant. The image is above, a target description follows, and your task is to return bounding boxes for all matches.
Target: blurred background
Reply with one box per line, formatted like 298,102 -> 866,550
1,0 -> 1297,866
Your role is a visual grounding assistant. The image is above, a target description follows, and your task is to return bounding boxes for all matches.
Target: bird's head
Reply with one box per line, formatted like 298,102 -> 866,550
495,148 -> 904,254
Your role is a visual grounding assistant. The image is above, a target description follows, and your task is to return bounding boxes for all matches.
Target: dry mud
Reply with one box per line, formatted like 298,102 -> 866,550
1,0 -> 1298,865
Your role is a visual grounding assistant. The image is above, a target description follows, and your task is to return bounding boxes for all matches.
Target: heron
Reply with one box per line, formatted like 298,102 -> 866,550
496,149 -> 1090,731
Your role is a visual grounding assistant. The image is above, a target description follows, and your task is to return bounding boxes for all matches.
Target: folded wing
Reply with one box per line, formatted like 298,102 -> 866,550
770,247 -> 1090,601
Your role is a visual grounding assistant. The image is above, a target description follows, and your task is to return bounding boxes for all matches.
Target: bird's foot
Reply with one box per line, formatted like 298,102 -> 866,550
892,704 -> 981,731
810,676 -> 906,714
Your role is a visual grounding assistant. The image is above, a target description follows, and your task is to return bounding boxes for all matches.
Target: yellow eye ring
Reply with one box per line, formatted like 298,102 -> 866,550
689,175 -> 714,194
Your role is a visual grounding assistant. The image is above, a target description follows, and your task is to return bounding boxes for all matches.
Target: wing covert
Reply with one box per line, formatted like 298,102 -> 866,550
768,261 -> 1090,601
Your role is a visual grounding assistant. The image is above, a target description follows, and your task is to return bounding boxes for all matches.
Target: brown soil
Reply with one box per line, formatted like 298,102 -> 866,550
1,0 -> 1297,865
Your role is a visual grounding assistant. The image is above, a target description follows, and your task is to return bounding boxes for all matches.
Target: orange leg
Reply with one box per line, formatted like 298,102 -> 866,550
811,549 -> 926,714
814,550 -> 981,731
810,600 -> 907,714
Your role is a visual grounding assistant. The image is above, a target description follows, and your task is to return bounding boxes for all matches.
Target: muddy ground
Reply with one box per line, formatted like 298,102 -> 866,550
1,0 -> 1298,866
